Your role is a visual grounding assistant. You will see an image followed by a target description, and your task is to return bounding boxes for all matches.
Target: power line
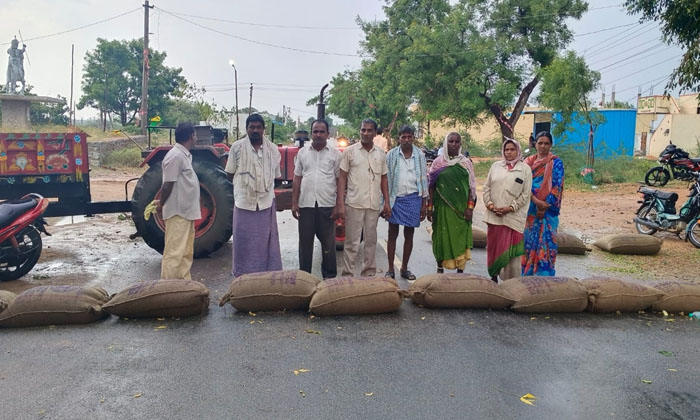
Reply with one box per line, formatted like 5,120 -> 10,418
582,21 -> 656,57
575,22 -> 638,37
595,43 -> 667,70
156,6 -> 360,57
589,40 -> 666,67
604,53 -> 683,85
616,74 -> 671,95
601,49 -> 681,75
0,8 -> 141,46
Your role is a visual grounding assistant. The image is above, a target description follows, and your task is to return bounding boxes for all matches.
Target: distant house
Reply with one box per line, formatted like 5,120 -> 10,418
636,94 -> 700,157
523,109 -> 637,158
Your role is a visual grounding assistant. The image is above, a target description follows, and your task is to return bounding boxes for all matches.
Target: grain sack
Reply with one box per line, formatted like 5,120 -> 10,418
0,290 -> 16,313
558,232 -> 588,255
502,276 -> 588,313
580,277 -> 665,313
651,280 -> 700,313
593,234 -> 661,255
104,279 -> 210,318
309,277 -> 402,316
219,270 -> 320,311
472,227 -> 487,248
0,286 -> 109,328
410,273 -> 514,309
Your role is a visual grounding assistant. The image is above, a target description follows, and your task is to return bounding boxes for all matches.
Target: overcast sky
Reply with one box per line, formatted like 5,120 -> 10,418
1,0 -> 685,126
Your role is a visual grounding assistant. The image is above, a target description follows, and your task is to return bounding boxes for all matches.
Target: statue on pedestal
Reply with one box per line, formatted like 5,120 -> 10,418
6,38 -> 26,94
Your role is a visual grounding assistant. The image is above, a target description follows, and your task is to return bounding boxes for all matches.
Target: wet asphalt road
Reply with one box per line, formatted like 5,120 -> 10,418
1,212 -> 699,419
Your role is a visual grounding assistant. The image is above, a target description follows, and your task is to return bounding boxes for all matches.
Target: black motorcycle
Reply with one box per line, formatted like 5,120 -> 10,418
634,172 -> 700,248
644,143 -> 700,186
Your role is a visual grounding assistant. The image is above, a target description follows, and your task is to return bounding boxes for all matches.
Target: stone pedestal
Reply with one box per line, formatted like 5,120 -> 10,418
0,94 -> 66,129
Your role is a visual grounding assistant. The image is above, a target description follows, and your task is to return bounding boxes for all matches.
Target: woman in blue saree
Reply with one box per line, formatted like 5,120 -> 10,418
521,132 -> 564,276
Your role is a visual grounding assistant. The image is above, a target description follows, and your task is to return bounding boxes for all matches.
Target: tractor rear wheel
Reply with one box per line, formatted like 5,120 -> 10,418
132,160 -> 233,258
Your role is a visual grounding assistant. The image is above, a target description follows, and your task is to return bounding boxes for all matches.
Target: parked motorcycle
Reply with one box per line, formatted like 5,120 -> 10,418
644,143 -> 700,186
0,193 -> 50,281
634,173 -> 700,248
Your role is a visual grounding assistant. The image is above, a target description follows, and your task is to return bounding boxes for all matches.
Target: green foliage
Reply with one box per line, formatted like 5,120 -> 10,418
163,83 -> 229,126
321,0 -> 587,139
101,146 -> 142,167
555,146 -> 656,186
625,0 -> 700,92
335,123 -> 358,140
78,38 -> 185,126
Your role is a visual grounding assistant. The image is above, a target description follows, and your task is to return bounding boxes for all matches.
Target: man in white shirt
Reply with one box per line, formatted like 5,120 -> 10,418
385,126 -> 428,280
291,119 -> 341,278
335,119 -> 391,277
225,114 -> 283,276
157,123 -> 201,279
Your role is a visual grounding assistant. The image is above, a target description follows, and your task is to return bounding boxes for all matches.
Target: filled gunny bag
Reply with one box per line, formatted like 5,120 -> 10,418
409,273 -> 515,309
0,290 -> 17,313
651,280 -> 700,313
557,232 -> 588,255
104,279 -> 210,318
501,276 -> 588,313
0,286 -> 109,328
580,277 -> 665,313
309,276 -> 402,316
219,270 -> 320,312
593,234 -> 661,255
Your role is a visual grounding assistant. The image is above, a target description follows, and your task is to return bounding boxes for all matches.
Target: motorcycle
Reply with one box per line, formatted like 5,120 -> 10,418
0,193 -> 50,281
634,173 -> 700,248
644,143 -> 700,186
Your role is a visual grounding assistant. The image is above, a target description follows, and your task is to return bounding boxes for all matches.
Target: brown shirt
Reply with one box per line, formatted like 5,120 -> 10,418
339,142 -> 388,211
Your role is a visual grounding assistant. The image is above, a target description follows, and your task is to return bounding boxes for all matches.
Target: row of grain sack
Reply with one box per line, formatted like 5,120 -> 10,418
218,270 -> 700,315
0,280 -> 210,328
2,271 -> 698,328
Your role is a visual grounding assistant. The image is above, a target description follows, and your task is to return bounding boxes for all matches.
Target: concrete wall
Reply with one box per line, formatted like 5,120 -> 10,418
648,115 -> 700,157
429,112 -> 535,145
87,135 -> 146,167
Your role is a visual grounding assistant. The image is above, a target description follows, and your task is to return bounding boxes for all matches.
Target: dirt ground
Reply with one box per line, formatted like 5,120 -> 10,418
80,167 -> 700,282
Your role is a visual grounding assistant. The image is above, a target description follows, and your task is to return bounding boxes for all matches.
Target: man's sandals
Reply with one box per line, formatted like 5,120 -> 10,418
385,270 -> 417,280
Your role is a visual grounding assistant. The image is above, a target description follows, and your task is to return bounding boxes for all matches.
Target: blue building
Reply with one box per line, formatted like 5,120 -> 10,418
525,109 -> 637,157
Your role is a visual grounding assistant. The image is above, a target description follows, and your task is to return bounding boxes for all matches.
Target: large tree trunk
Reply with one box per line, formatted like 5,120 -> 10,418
484,75 -> 540,142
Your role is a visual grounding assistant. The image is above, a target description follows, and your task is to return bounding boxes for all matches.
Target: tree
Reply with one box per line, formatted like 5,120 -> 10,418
164,83 -> 229,126
343,0 -> 586,140
78,38 -> 185,128
625,0 -> 700,92
539,51 -> 605,169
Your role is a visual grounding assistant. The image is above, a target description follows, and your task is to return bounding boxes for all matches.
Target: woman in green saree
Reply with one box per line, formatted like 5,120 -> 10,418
427,132 -> 477,273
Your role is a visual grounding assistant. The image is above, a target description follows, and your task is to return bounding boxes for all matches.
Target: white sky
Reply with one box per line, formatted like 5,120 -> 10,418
1,0 -> 685,126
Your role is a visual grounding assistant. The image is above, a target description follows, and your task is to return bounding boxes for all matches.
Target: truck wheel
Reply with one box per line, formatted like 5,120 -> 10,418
132,161 -> 233,258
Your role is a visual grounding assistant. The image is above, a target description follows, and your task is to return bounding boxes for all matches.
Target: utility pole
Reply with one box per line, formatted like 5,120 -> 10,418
248,83 -> 253,118
69,44 -> 74,125
610,84 -> 616,108
601,86 -> 605,107
140,1 -> 153,136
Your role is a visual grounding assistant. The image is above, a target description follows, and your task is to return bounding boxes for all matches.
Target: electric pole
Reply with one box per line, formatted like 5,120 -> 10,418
248,83 -> 253,118
70,44 -> 74,125
140,1 -> 153,136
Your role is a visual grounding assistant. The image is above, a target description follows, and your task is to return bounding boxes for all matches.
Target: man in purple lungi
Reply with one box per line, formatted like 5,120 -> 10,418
225,114 -> 283,276
385,126 -> 428,280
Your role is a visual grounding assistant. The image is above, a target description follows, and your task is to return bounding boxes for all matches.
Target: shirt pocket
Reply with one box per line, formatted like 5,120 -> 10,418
320,159 -> 336,176
369,155 -> 384,176
505,178 -> 524,197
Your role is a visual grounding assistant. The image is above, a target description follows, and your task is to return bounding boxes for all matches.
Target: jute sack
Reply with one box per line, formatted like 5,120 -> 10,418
472,227 -> 487,248
104,279 -> 210,318
580,277 -> 665,313
309,277 -> 402,316
0,290 -> 16,313
593,234 -> 661,255
651,280 -> 700,313
219,270 -> 320,311
502,277 -> 588,313
410,273 -> 515,309
558,232 -> 588,255
0,286 -> 109,328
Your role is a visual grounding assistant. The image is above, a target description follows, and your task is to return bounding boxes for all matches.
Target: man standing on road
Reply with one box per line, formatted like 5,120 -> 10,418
385,125 -> 428,280
335,119 -> 391,277
291,119 -> 341,278
225,114 -> 283,276
157,123 -> 201,280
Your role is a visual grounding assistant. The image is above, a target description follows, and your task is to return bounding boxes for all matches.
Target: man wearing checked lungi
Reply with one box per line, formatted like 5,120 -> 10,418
384,125 -> 428,280
225,114 -> 283,277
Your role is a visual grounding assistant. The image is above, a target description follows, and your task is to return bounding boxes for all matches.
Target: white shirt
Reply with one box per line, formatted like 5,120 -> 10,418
161,143 -> 201,220
225,138 -> 281,211
396,152 -> 419,197
294,144 -> 341,208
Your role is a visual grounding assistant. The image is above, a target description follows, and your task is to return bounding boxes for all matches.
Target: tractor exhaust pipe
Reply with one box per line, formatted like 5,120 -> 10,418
317,83 -> 329,120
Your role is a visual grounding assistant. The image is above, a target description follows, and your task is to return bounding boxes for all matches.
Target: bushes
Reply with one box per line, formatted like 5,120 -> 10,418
102,146 -> 142,167
554,146 -> 656,186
